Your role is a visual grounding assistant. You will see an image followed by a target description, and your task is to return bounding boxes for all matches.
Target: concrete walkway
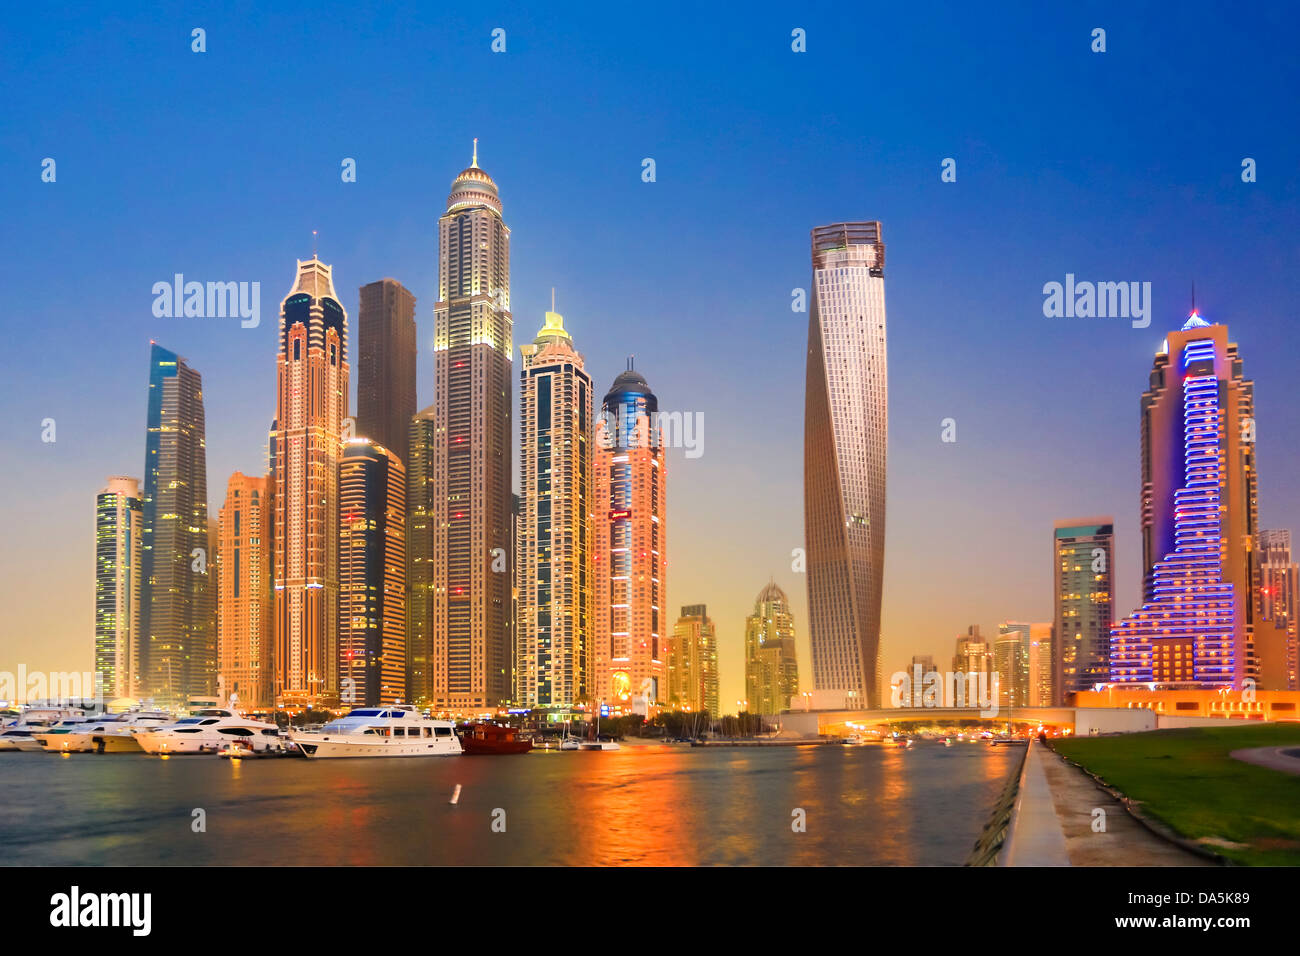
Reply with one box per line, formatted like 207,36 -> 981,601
1004,740 -> 1212,866
1231,745 -> 1300,775
1002,741 -> 1070,865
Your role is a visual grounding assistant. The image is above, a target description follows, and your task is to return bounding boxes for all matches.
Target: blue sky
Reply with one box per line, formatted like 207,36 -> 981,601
2,1 -> 1298,708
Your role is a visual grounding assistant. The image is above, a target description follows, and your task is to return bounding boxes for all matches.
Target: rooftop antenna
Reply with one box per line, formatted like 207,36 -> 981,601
551,287 -> 555,312
312,229 -> 318,258
627,355 -> 634,371
1191,280 -> 1196,315
472,137 -> 479,168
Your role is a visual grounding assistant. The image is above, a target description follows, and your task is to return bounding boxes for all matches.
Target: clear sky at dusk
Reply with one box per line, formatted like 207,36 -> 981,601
2,1 -> 1298,710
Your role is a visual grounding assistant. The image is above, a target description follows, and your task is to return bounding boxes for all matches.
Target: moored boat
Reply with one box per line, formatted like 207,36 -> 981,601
461,722 -> 533,755
135,707 -> 284,755
289,705 -> 461,758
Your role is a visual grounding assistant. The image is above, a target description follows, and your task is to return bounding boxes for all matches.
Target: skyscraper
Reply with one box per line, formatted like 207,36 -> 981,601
273,256 -> 349,709
95,477 -> 143,700
1111,313 -> 1259,689
952,625 -> 992,680
804,221 -> 888,708
516,303 -> 593,709
406,407 -> 437,706
593,364 -> 667,711
339,439 -> 407,706
1053,518 -> 1114,703
1257,529 -> 1298,690
356,278 -> 417,465
140,343 -> 212,706
431,142 -> 513,711
744,581 -> 799,716
996,622 -> 1052,709
670,605 -> 717,716
217,472 -> 274,710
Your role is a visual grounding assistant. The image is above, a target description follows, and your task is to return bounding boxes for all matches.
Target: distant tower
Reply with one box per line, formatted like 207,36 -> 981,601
517,301 -> 593,708
217,473 -> 274,710
357,278 -> 417,465
273,256 -> 349,708
1053,518 -> 1114,703
1257,530 -> 1299,690
140,344 -> 212,706
339,439 -> 407,706
431,142 -> 513,711
670,605 -> 718,716
1111,312 -> 1259,689
593,363 -> 667,711
95,477 -> 143,700
744,581 -> 799,716
804,222 -> 888,708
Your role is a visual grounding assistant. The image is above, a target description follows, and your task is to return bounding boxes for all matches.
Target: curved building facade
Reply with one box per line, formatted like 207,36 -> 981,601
803,222 -> 887,708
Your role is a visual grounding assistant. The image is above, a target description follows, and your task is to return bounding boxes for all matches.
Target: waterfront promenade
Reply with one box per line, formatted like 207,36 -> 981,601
1003,740 -> 1211,867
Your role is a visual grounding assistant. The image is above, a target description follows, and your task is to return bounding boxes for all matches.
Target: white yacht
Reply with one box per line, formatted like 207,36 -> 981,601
134,707 -> 284,755
0,708 -> 82,752
579,739 -> 621,751
289,705 -> 461,758
35,711 -> 171,753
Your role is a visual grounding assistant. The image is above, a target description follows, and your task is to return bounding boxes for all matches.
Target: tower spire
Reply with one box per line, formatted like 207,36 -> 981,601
471,137 -> 479,168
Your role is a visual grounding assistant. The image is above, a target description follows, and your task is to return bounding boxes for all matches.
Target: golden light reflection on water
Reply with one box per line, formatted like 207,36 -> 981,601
1,743 -> 1022,865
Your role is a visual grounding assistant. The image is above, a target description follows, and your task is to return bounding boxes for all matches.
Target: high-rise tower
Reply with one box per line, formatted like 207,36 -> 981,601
431,141 -> 513,711
1111,313 -> 1259,689
1257,529 -> 1299,690
517,302 -> 593,708
339,439 -> 407,706
217,472 -> 274,710
593,363 -> 667,711
406,407 -> 437,706
140,343 -> 212,706
95,476 -> 143,700
273,256 -> 349,708
744,581 -> 799,716
669,604 -> 717,716
357,278 -> 417,465
1053,518 -> 1114,703
804,222 -> 888,707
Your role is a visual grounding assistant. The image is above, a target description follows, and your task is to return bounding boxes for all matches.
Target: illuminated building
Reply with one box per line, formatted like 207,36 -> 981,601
1111,313 -> 1259,689
952,625 -> 992,679
1075,685 -> 1300,721
431,141 -> 513,711
593,363 -> 667,711
516,302 -> 592,708
140,344 -> 213,706
95,477 -> 143,699
996,622 -> 1052,709
406,407 -> 437,706
217,472 -> 273,709
670,605 -> 718,716
339,439 -> 407,706
1053,519 -> 1114,703
357,278 -> 417,465
273,256 -> 349,708
1257,530 -> 1298,690
804,221 -> 887,707
744,582 -> 799,715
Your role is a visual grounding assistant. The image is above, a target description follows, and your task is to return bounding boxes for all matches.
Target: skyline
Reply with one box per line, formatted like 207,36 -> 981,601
5,3 -> 1300,713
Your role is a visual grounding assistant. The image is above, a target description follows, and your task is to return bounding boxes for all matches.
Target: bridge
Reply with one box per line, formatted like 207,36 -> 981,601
775,705 -> 1208,737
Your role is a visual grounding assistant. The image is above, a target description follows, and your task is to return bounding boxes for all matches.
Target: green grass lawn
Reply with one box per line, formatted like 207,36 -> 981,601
1053,724 -> 1300,866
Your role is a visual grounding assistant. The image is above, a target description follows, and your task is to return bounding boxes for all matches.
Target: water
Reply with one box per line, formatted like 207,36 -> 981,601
0,742 -> 1018,865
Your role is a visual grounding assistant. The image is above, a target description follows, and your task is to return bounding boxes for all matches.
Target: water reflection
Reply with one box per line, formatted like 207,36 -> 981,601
0,742 -> 1018,866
